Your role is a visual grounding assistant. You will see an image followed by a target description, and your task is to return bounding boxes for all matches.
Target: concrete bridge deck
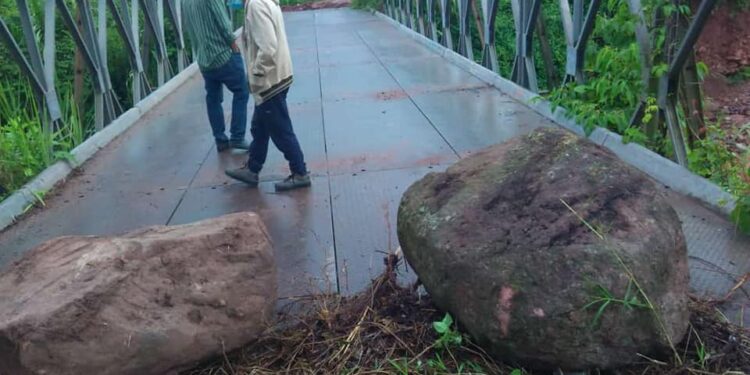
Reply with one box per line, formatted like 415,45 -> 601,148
0,8 -> 748,318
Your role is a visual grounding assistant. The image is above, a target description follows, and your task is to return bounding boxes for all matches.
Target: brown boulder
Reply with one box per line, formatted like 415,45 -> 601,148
0,212 -> 277,375
397,128 -> 689,370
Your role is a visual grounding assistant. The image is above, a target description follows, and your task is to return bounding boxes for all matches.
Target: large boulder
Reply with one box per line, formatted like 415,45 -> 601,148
398,128 -> 689,370
0,212 -> 277,375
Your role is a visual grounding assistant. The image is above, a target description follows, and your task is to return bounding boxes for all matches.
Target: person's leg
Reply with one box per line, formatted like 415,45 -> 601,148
247,107 -> 271,173
262,89 -> 310,191
202,70 -> 227,144
222,53 -> 250,145
266,90 -> 308,176
225,107 -> 268,186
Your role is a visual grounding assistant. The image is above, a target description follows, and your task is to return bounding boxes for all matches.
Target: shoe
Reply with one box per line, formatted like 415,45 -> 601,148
229,139 -> 250,150
217,140 -> 230,152
275,173 -> 311,192
225,167 -> 259,186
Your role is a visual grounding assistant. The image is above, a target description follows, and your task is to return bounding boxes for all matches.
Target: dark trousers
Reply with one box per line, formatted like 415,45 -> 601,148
201,53 -> 249,143
248,88 -> 307,175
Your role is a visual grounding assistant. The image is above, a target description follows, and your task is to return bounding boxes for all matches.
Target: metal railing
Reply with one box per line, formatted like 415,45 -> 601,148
0,0 -> 190,133
383,0 -> 718,167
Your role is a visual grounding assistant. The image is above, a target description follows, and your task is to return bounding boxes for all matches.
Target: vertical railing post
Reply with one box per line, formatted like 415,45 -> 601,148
17,0 -> 62,132
99,0 -> 107,68
175,0 -> 186,71
426,0 -> 439,42
561,0 -> 600,83
457,0 -> 474,60
510,0 -> 541,91
131,0 -> 143,102
156,0 -> 166,86
95,0 -> 105,129
406,0 -> 414,29
656,0 -> 718,167
439,0 -> 453,50
43,0 -> 56,123
416,0 -> 426,35
44,0 -> 60,132
480,0 -> 499,72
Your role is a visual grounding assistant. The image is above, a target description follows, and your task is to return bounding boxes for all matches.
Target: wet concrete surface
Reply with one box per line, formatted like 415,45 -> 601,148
0,9 -> 748,315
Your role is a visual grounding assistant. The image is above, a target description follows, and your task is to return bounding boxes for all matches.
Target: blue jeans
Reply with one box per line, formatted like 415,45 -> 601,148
201,53 -> 249,143
248,89 -> 307,175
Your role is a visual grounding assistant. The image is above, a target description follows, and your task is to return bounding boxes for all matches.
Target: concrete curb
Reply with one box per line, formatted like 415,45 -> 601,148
0,63 -> 201,232
376,12 -> 737,216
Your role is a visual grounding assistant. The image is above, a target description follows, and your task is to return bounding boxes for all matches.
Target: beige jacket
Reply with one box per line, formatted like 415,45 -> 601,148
242,0 -> 293,105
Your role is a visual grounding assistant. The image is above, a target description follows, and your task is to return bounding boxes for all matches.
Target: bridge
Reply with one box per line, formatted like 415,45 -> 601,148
1,5 -> 749,321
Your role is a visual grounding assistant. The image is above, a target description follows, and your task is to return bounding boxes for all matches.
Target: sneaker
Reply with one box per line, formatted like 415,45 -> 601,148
229,139 -> 250,150
275,173 -> 311,192
225,167 -> 259,186
217,140 -> 230,152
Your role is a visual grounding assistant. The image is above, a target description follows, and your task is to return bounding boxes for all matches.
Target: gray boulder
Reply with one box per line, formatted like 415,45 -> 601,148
397,128 -> 689,370
0,212 -> 277,375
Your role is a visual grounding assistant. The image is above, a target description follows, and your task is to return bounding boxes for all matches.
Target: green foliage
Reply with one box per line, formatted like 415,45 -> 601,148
433,313 -> 463,349
382,313 -> 502,374
727,66 -> 750,85
548,0 -> 644,137
542,0 -> 750,232
0,0 -> 174,200
0,118 -> 54,198
688,126 -> 745,193
549,43 -> 643,136
352,0 -> 383,11
0,81 -> 85,201
583,281 -> 650,328
687,124 -> 750,234
731,193 -> 750,234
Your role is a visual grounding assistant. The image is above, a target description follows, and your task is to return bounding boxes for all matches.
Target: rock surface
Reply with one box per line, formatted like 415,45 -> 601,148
397,128 -> 689,370
0,212 -> 277,375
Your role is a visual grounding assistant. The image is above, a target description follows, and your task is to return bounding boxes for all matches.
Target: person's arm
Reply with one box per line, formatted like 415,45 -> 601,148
247,1 -> 278,77
207,0 -> 238,50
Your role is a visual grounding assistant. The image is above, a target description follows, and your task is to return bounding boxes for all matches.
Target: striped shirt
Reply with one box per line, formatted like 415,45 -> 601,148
182,0 -> 236,70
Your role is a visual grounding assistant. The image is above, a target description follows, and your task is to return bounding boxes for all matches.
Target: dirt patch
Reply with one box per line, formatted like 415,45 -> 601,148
696,1 -> 750,146
283,0 -> 351,11
375,89 -> 410,101
695,2 -> 750,76
703,73 -> 750,147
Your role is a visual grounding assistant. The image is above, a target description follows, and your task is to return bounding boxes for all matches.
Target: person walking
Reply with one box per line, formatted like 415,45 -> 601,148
183,0 -> 250,152
225,0 -> 310,191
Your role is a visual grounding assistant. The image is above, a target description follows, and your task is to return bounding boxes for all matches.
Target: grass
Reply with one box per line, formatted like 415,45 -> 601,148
352,0 -> 382,10
583,281 -> 650,329
727,67 -> 750,85
0,81 -> 87,202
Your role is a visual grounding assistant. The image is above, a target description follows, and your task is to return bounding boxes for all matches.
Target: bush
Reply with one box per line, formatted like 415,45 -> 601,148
352,0 -> 383,11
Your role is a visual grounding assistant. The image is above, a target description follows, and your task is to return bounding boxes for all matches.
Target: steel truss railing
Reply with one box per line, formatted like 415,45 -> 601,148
383,0 -> 718,167
0,0 -> 193,133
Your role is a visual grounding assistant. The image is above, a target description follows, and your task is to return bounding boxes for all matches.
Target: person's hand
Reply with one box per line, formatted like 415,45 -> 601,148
231,40 -> 240,53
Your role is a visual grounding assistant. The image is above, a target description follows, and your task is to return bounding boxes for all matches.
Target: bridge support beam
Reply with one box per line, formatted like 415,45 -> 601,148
457,0 -> 474,60
560,0 -> 601,84
426,0 -> 439,42
438,0 -> 454,50
657,0 -> 718,167
510,0 -> 541,91
480,0 -> 499,73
